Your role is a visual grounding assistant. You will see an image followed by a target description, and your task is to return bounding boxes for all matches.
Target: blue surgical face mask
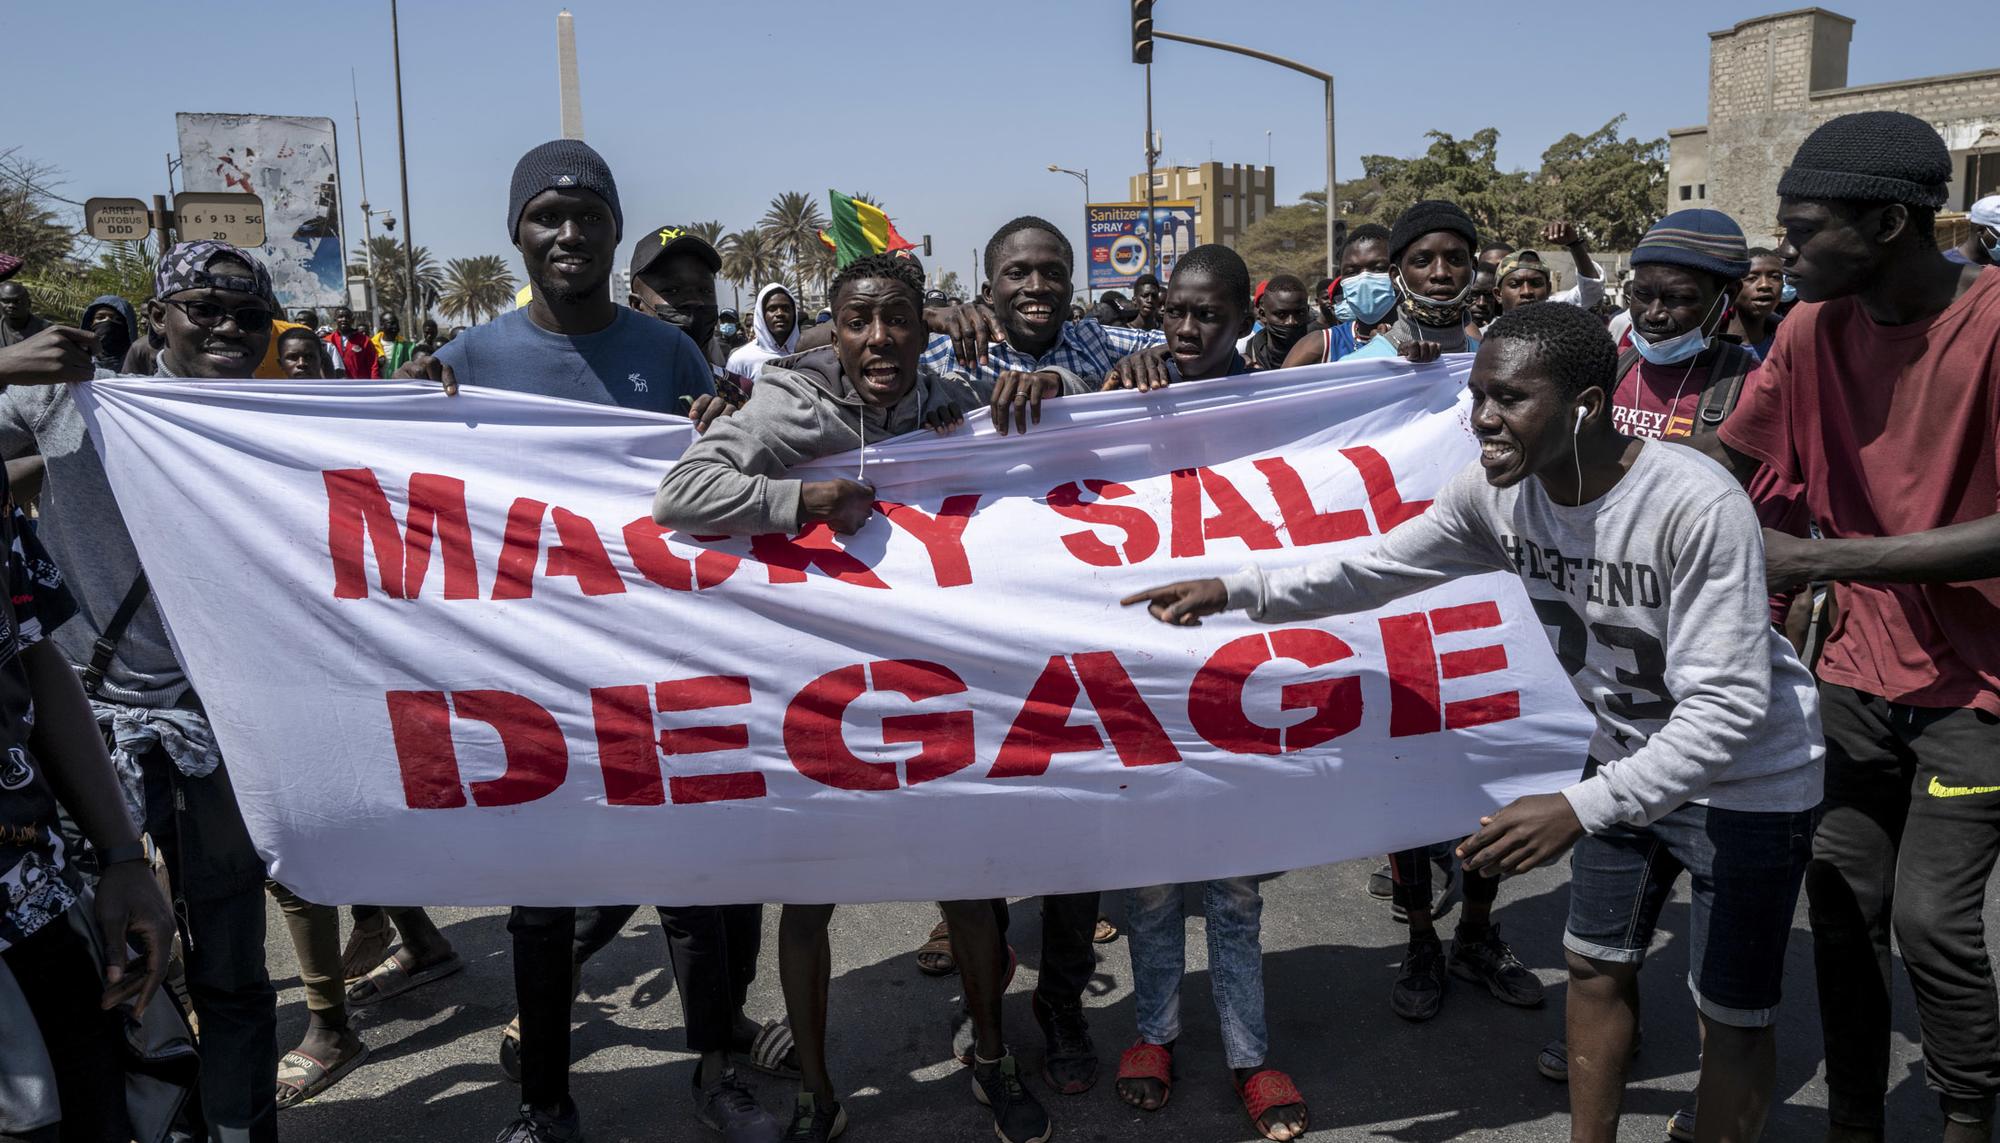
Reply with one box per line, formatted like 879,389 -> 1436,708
1630,293 -> 1724,366
1333,271 -> 1397,325
720,322 -> 740,336
1779,279 -> 1798,304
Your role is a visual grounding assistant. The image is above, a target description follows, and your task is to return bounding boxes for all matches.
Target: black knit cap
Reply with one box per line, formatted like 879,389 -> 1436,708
1390,200 -> 1479,261
508,139 -> 623,242
1776,111 -> 1950,209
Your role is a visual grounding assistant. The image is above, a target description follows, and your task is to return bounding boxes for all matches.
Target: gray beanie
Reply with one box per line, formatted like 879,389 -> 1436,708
508,139 -> 622,241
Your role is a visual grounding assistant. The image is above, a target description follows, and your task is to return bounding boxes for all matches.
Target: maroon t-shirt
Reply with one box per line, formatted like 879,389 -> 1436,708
1611,341 -> 1809,624
1720,268 -> 2000,714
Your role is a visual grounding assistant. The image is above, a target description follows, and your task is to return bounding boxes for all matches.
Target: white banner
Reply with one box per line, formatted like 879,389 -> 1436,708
75,357 -> 1592,906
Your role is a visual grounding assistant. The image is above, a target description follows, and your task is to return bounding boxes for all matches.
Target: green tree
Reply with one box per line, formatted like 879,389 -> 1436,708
759,191 -> 828,291
1536,116 -> 1667,250
721,227 -> 785,298
15,242 -> 154,325
355,235 -> 444,319
1236,200 -> 1334,283
688,220 -> 726,247
1351,128 -> 1547,246
0,149 -> 77,270
439,255 -> 518,326
937,270 -> 962,298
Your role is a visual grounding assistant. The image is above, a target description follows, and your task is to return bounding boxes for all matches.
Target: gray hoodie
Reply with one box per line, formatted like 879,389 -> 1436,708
653,345 -> 980,536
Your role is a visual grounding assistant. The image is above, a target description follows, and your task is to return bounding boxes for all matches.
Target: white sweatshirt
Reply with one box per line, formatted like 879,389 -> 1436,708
1221,440 -> 1822,831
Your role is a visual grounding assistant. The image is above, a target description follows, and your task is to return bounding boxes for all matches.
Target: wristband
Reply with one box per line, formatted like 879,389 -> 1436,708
96,840 -> 147,867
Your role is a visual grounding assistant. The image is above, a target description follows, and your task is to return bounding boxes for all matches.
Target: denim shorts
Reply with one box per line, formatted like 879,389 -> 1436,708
1564,797 -> 1814,1028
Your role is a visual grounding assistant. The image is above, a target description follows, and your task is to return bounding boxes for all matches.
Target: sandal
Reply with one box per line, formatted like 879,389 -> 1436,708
339,913 -> 395,983
1093,916 -> 1119,944
345,952 -> 464,1007
275,1044 -> 369,1110
915,919 -> 956,976
1116,1041 -> 1174,1111
498,1015 -> 521,1083
1237,1068 -> 1309,1141
742,1018 -> 801,1080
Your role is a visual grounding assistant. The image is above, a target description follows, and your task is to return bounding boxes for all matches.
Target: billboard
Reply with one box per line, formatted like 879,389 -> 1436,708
1086,201 -> 1198,291
176,113 -> 346,309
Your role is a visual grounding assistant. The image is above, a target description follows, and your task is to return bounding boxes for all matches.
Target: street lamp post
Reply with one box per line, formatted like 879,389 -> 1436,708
1046,164 -> 1094,304
390,0 -> 420,332
1153,30 -> 1337,278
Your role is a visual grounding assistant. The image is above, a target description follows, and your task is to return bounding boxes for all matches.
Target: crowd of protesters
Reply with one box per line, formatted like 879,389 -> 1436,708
0,107 -> 1996,1143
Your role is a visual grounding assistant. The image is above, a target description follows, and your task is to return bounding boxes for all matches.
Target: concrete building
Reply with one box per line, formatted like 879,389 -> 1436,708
1670,8 -> 2000,239
1126,163 -> 1276,248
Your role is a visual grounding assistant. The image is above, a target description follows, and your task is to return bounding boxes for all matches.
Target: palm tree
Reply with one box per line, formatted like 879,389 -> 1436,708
759,191 -> 828,291
721,228 -> 785,300
356,236 -> 444,320
689,220 -> 726,247
440,255 -> 518,326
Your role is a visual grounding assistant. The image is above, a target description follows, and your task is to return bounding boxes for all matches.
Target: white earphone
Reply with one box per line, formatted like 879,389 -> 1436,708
1571,406 -> 1587,503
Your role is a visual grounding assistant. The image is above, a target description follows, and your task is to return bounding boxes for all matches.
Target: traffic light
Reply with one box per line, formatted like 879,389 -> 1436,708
1131,0 -> 1153,64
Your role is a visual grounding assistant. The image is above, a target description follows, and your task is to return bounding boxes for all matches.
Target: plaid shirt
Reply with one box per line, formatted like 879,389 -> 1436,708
920,319 -> 1165,399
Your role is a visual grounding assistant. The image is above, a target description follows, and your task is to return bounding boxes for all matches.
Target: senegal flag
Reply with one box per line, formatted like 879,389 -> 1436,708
825,189 -> 917,268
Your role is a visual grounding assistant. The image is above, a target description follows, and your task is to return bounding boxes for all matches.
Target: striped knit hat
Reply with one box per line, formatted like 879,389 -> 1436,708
1631,210 -> 1750,281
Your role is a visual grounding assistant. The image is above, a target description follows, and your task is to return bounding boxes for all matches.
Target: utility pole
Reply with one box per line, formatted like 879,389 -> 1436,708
1150,29 -> 1338,277
352,69 -> 377,291
391,0 -> 420,331
1144,63 -> 1158,280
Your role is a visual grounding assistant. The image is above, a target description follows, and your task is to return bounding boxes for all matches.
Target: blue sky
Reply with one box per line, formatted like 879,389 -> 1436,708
10,0 -> 1992,303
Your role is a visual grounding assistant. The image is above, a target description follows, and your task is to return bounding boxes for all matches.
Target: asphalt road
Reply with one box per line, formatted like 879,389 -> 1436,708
268,856 -> 1937,1142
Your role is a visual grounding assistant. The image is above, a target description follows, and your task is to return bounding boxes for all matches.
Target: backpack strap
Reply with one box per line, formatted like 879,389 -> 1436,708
1614,345 -> 1644,389
1691,343 -> 1757,444
80,572 -> 151,699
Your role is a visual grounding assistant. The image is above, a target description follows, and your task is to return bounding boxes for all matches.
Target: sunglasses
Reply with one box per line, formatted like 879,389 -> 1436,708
164,298 -> 276,331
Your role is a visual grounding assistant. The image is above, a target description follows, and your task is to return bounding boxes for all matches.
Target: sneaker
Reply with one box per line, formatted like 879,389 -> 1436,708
694,1068 -> 780,1143
1667,1106 -> 1696,1142
780,1093 -> 846,1142
1367,862 -> 1393,900
494,1102 -> 582,1143
1032,992 -> 1098,1094
972,1054 -> 1053,1143
1449,924 -> 1545,1008
1391,933 -> 1447,1021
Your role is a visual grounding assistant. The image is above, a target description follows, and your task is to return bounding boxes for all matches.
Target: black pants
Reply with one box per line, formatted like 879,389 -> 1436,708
510,903 -> 764,1108
993,891 -> 1099,1010
1388,840 -> 1498,916
2,916 -> 131,1143
140,748 -> 277,1143
1809,682 -> 2000,1129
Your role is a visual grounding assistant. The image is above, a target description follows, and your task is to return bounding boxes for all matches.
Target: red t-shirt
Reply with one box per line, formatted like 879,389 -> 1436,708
1720,268 -> 2000,714
1611,343 -> 1810,624
1610,351 -> 1710,441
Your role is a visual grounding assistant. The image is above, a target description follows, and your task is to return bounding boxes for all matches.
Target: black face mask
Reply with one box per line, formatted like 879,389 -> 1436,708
91,318 -> 132,363
1263,321 -> 1306,355
649,300 -> 718,348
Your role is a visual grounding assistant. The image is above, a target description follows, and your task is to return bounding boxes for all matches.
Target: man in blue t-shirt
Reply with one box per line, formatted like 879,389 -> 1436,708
400,144 -> 716,421
399,139 -> 762,1143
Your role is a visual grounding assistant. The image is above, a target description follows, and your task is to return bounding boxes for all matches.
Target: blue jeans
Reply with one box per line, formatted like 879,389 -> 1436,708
1124,878 -> 1267,1069
1565,798 -> 1812,1029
